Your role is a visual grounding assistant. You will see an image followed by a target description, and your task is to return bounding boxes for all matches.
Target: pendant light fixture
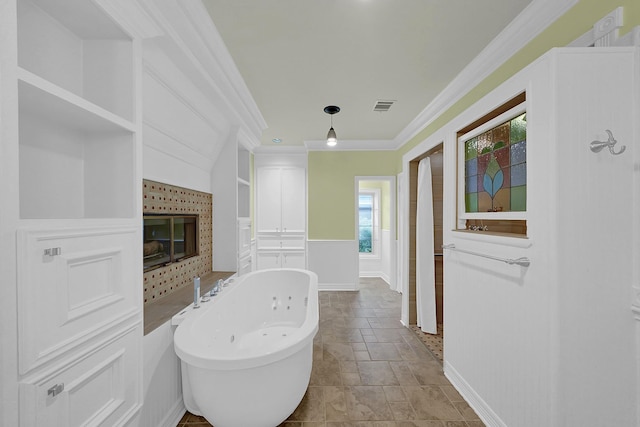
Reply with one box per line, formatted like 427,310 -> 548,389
324,105 -> 340,146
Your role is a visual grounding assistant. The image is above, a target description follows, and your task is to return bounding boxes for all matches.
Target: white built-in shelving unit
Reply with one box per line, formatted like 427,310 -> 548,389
212,129 -> 258,275
17,0 -> 137,220
3,0 -> 154,424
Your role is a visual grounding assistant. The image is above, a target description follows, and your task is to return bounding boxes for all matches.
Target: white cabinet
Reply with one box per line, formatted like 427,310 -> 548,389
16,226 -> 140,374
212,131 -> 258,274
255,160 -> 307,271
257,250 -> 306,270
238,217 -> 253,275
256,166 -> 306,233
19,324 -> 141,427
3,0 -> 149,424
256,234 -> 306,269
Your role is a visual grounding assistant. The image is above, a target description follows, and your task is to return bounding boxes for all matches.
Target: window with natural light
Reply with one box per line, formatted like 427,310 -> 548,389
359,190 -> 379,254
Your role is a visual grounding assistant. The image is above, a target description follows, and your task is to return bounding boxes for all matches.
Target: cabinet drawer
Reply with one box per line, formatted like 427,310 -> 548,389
19,324 -> 142,427
17,226 -> 140,374
257,235 -> 305,250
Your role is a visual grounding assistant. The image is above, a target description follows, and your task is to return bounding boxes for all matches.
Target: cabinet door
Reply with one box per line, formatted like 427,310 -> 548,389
256,167 -> 282,232
238,253 -> 252,276
256,252 -> 281,270
19,324 -> 141,427
282,251 -> 306,269
281,167 -> 306,232
17,226 -> 139,374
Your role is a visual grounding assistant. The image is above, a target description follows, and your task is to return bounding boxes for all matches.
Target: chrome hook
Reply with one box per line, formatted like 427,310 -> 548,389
590,129 -> 626,155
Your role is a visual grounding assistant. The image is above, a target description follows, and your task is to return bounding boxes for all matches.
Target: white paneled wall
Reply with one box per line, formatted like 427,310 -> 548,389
308,240 -> 359,291
136,1 -> 264,426
402,47 -> 640,427
140,323 -> 184,427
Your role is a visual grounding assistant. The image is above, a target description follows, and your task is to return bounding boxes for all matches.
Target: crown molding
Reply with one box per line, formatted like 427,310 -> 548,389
304,139 -> 396,152
96,0 -> 163,39
138,0 -> 266,143
253,145 -> 308,155
393,0 -> 579,149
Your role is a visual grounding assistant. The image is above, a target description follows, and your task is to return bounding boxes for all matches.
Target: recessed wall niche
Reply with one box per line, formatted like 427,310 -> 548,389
143,179 -> 212,305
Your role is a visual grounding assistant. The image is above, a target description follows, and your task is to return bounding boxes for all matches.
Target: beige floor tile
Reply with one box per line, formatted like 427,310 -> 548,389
452,401 -> 481,421
373,329 -> 407,343
396,422 -> 445,427
403,386 -> 465,421
344,386 -> 394,421
351,342 -> 368,352
389,361 -> 420,386
439,385 -> 464,402
311,359 -> 344,386
383,386 -> 407,402
353,350 -> 371,361
405,361 -> 451,386
358,361 -> 400,386
324,386 -> 349,421
288,386 -> 325,422
323,342 -> 356,361
342,371 -> 362,386
389,401 -> 418,420
366,342 -> 404,360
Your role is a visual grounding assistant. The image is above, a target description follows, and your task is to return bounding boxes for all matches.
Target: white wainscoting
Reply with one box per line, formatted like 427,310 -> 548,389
307,240 -> 359,291
140,321 -> 185,427
444,362 -> 506,427
359,229 -> 392,285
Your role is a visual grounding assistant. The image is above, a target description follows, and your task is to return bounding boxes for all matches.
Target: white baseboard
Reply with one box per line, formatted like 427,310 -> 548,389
444,362 -> 506,427
359,271 -> 391,285
159,398 -> 186,427
319,282 -> 358,291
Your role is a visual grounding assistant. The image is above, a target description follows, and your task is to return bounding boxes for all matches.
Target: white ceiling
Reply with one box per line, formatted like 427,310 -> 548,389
202,0 -> 533,149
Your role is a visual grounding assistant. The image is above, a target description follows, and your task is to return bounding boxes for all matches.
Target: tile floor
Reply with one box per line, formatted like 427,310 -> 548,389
177,277 -> 484,427
410,324 -> 443,363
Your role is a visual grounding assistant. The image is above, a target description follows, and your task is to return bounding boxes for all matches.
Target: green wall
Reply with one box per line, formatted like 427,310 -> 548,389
308,0 -> 640,240
308,151 -> 397,239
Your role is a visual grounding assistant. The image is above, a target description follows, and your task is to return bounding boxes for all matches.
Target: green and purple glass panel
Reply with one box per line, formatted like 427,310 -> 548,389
464,113 -> 526,213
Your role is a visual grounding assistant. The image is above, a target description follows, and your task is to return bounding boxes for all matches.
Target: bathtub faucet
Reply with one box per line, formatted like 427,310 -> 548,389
210,279 -> 224,297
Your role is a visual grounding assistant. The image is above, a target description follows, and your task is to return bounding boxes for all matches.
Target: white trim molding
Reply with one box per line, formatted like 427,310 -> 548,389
570,7 -> 640,48
138,0 -> 266,143
444,362 -> 508,427
304,139 -> 396,152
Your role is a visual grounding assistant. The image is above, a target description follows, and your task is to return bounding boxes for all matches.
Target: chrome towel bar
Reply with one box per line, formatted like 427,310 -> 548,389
442,244 -> 530,267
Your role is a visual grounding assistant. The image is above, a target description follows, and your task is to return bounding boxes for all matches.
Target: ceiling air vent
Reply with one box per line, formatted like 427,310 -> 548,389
373,100 -> 395,112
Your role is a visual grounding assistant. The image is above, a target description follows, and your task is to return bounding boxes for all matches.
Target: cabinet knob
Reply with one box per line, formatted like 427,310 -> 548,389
47,383 -> 64,397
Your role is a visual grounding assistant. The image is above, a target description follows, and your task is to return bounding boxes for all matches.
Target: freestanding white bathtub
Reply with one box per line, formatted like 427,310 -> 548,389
174,268 -> 319,427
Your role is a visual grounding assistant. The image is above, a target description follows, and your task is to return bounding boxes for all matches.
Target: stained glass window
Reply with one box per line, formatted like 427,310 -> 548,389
463,113 -> 526,213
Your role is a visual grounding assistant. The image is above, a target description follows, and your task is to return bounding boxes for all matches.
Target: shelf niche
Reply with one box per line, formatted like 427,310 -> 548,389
17,0 -> 136,220
17,0 -> 134,121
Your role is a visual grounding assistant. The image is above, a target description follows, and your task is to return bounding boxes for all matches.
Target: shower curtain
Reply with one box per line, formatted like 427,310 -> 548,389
416,157 -> 436,334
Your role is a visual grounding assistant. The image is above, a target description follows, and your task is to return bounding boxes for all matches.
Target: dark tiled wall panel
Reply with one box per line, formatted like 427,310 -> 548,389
143,179 -> 213,305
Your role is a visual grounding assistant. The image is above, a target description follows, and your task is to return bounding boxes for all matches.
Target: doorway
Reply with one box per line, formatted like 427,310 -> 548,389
408,145 -> 444,342
355,176 -> 396,290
